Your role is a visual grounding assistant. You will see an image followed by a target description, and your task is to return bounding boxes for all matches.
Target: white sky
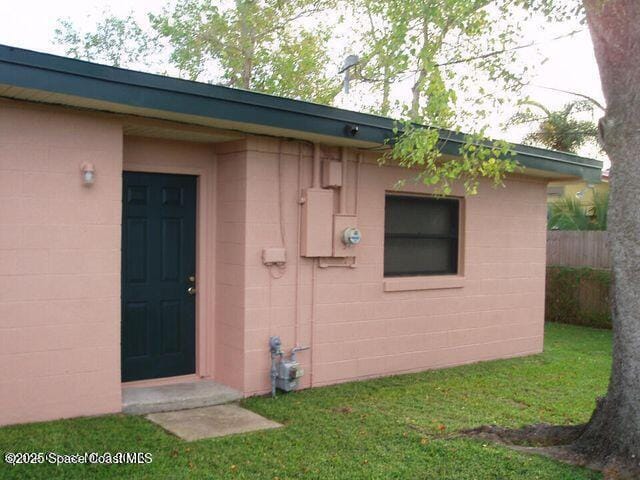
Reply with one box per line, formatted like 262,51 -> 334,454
0,0 -> 606,162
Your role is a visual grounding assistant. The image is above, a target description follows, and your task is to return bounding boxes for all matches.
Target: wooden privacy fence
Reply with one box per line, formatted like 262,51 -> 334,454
546,230 -> 610,269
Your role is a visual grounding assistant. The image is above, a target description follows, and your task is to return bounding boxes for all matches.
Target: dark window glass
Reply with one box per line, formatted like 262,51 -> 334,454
384,195 -> 459,276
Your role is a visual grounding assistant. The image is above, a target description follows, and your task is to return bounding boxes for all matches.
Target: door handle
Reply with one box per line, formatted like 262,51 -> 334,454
187,286 -> 196,295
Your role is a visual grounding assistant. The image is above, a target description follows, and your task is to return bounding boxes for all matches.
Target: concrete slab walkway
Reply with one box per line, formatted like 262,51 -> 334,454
122,380 -> 242,415
146,404 -> 282,441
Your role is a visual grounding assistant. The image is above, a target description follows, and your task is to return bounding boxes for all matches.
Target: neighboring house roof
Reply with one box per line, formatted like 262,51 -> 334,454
0,44 -> 602,182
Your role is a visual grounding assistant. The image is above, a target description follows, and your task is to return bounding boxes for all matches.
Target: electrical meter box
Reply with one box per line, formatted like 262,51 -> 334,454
300,188 -> 334,257
333,214 -> 359,257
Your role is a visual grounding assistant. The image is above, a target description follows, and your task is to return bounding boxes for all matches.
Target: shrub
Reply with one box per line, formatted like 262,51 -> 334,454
545,266 -> 611,329
547,191 -> 608,231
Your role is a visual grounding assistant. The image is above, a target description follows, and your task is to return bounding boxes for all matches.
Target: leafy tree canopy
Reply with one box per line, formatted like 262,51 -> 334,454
511,99 -> 600,153
56,1 -> 340,104
54,0 -> 588,194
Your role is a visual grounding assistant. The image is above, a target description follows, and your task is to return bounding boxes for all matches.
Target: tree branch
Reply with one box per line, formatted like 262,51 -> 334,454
529,85 -> 605,111
434,29 -> 583,68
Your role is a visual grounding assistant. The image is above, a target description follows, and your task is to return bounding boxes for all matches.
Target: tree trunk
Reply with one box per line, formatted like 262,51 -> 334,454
236,0 -> 254,89
575,0 -> 640,473
380,64 -> 391,117
410,23 -> 430,121
410,68 -> 426,120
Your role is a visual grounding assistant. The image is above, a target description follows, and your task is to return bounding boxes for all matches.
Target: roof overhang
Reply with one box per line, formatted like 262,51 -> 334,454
0,44 -> 603,182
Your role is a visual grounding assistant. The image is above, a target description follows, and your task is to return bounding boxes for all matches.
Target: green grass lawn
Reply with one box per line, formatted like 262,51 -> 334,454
0,323 -> 611,479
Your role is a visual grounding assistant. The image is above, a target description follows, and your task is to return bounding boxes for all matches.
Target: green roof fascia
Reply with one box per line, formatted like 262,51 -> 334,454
0,44 -> 603,182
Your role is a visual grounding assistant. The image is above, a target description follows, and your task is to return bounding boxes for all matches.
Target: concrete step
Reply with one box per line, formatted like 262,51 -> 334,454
146,404 -> 282,441
122,380 -> 242,415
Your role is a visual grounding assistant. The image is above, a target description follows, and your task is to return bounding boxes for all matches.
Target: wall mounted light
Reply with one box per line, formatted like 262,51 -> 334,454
575,184 -> 595,200
80,162 -> 95,186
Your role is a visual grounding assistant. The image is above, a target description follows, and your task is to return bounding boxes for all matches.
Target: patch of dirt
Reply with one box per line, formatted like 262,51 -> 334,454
461,424 -> 640,480
503,398 -> 530,410
332,406 -> 353,414
461,423 -> 585,447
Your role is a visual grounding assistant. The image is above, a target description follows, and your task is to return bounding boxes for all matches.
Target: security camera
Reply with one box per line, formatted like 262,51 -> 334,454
345,124 -> 359,137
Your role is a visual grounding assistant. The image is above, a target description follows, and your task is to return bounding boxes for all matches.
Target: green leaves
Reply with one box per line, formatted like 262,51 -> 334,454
351,0 -> 549,195
511,99 -> 600,154
383,123 -> 518,196
52,0 -> 582,196
55,0 -> 340,104
147,0 -> 340,102
54,13 -> 158,68
548,191 -> 608,231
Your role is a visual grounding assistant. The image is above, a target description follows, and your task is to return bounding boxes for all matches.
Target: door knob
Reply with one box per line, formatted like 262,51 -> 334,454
187,286 -> 196,295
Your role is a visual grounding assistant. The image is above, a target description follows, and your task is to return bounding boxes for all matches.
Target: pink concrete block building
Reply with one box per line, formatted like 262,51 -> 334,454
0,45 -> 602,425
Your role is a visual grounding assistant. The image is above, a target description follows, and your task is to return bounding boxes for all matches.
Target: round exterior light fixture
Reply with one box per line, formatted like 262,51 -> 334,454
80,162 -> 95,186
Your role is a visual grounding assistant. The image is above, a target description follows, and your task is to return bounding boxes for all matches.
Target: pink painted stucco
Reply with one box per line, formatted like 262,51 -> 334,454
0,100 -> 548,425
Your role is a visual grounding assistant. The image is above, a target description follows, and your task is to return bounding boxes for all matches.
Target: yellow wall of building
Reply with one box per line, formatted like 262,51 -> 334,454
547,180 -> 608,206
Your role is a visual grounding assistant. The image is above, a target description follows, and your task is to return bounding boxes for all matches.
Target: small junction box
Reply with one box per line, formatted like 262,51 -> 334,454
262,247 -> 286,265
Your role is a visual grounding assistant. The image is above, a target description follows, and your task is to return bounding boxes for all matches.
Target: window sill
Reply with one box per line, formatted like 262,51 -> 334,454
383,275 -> 465,292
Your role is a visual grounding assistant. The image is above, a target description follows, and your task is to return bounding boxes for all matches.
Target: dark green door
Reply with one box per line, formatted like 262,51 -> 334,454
121,172 -> 197,382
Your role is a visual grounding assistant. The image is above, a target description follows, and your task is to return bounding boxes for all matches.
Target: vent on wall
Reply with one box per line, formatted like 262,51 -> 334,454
547,186 -> 565,197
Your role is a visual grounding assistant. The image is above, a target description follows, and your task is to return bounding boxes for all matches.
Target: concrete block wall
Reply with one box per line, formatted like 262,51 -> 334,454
0,101 -> 549,421
0,101 -> 123,425
214,141 -> 250,391
242,139 -> 316,393
239,136 -> 547,395
311,162 -> 546,386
